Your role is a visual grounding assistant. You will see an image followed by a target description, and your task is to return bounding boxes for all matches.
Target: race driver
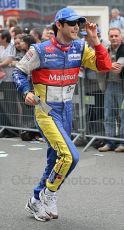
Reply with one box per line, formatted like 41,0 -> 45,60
13,7 -> 112,222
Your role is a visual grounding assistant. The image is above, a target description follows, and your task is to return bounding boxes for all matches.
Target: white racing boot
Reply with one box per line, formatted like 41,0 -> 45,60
25,197 -> 51,221
39,188 -> 58,219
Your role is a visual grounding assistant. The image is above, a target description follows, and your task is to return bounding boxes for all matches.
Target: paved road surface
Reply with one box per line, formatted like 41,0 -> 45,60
0,138 -> 124,230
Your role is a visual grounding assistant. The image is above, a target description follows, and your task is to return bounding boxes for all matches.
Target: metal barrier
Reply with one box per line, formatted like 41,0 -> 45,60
72,77 -> 86,143
0,81 -> 36,134
1,76 -> 124,150
83,76 -> 124,152
0,80 -> 86,142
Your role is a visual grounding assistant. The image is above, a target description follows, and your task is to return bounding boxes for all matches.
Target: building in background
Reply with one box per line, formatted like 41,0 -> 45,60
0,9 -> 41,28
39,0 -> 124,24
0,0 -> 41,28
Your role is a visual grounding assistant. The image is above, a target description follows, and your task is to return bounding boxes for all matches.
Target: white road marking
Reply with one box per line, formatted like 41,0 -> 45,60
0,154 -> 8,157
1,138 -> 18,141
28,147 -> 42,151
93,153 -> 104,157
29,141 -> 40,144
12,144 -> 26,147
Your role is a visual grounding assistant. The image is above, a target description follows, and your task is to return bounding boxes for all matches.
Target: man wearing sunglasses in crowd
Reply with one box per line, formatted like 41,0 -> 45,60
13,7 -> 111,222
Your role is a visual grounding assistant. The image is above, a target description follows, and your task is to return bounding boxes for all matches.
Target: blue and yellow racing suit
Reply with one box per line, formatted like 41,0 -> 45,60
13,37 -> 111,198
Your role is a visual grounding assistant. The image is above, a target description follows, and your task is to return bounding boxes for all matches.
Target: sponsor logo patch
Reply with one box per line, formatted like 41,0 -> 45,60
45,54 -> 58,58
44,53 -> 58,62
66,85 -> 75,93
68,53 -> 81,61
49,170 -> 63,183
45,46 -> 55,52
49,74 -> 76,81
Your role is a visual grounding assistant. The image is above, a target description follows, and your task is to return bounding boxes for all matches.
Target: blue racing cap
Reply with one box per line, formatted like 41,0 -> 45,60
80,31 -> 88,36
80,27 -> 101,36
54,7 -> 86,23
97,27 -> 101,34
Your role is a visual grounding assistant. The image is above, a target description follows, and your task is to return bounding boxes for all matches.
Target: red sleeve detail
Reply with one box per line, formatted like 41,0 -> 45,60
94,44 -> 112,71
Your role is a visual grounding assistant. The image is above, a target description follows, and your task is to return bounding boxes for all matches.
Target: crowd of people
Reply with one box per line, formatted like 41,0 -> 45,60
0,16 -> 54,139
79,8 -> 124,152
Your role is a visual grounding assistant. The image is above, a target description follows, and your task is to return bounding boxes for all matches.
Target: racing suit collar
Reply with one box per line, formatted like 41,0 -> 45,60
51,37 -> 71,51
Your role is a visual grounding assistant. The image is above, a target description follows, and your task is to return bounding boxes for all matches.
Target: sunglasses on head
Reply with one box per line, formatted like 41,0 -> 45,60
60,20 -> 80,27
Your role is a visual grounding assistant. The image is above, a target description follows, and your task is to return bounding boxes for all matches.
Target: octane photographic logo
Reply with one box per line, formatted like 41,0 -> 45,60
0,0 -> 19,9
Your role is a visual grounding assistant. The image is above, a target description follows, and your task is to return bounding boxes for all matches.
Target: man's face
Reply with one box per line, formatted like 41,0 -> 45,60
109,29 -> 122,48
30,30 -> 37,42
42,28 -> 54,40
59,20 -> 80,41
111,11 -> 118,19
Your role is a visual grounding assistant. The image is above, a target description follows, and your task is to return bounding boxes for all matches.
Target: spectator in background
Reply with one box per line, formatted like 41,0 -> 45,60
10,34 -> 25,67
80,27 -> 110,92
16,34 -> 38,141
80,27 -> 109,138
9,26 -> 22,44
14,34 -> 25,60
42,24 -> 54,41
109,8 -> 124,30
23,27 -> 30,35
80,26 -> 110,48
10,34 -> 36,68
0,29 -> 18,137
10,26 -> 22,39
30,28 -> 42,43
0,30 -> 16,79
9,34 -> 38,141
20,34 -> 36,52
6,17 -> 18,31
98,28 -> 124,152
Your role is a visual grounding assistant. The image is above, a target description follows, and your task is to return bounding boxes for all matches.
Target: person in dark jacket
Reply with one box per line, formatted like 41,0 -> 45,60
98,28 -> 124,152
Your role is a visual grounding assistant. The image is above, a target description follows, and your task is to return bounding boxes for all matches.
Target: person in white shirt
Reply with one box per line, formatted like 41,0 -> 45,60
0,30 -> 16,81
0,29 -> 18,136
109,8 -> 124,31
